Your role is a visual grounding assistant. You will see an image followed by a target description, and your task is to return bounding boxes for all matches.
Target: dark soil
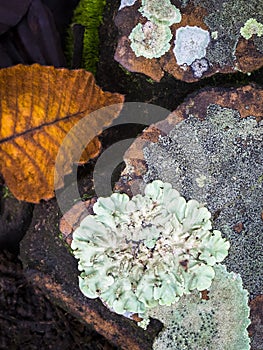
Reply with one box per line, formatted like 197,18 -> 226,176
0,251 -> 116,350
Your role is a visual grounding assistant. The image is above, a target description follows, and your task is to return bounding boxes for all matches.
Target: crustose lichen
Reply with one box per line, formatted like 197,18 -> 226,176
149,264 -> 250,350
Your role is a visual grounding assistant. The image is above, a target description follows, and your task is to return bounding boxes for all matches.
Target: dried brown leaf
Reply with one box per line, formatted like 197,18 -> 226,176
0,64 -> 124,203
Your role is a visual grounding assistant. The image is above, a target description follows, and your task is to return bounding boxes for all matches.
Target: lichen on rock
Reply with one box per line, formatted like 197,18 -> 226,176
71,180 -> 229,317
139,0 -> 181,26
149,264 -> 251,350
173,26 -> 210,65
199,0 -> 263,66
240,18 -> 263,40
115,0 -> 263,81
127,0 -> 181,59
119,0 -> 137,10
143,104 -> 263,298
129,21 -> 172,59
190,58 -> 209,78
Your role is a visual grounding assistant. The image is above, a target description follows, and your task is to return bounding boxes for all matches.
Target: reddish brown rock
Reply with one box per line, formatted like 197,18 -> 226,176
114,1 -> 263,82
59,198 -> 97,246
117,85 -> 263,189
57,85 -> 263,349
249,295 -> 263,350
233,222 -> 244,233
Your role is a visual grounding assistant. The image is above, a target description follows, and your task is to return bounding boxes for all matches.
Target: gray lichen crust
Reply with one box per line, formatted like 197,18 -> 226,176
71,180 -> 229,316
149,264 -> 250,350
143,104 -> 263,298
196,0 -> 263,66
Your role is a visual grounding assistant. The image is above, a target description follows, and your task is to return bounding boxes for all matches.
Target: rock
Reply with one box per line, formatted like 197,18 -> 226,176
116,84 -> 263,300
249,295 -> 263,350
0,187 -> 33,254
114,0 -> 263,82
20,199 -> 162,350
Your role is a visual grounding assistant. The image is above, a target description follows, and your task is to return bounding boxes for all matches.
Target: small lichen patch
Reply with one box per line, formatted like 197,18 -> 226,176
149,264 -> 250,350
190,58 -> 209,78
196,175 -> 207,188
173,26 -> 210,65
119,0 -> 137,10
139,0 -> 182,26
240,18 -> 263,40
129,21 -> 172,59
211,31 -> 218,40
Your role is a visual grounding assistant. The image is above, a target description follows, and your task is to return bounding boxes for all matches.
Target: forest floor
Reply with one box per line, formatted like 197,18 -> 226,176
0,0 -> 262,349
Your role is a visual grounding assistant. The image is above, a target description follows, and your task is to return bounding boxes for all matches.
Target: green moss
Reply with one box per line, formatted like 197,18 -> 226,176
67,0 -> 106,73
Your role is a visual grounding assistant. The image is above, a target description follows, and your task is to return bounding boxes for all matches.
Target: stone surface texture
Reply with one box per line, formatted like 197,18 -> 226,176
117,85 -> 263,301
114,0 -> 263,82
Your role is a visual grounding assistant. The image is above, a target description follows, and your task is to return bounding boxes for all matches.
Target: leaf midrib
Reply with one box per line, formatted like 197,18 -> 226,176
0,110 -> 86,145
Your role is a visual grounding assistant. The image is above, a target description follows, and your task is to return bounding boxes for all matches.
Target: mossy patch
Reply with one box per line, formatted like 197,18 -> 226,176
66,0 -> 106,73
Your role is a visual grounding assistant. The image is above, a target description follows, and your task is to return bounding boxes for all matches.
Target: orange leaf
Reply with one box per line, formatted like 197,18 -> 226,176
0,64 -> 124,203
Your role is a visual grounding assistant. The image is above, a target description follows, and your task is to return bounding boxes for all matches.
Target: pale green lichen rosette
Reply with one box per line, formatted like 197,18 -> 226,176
71,180 -> 229,318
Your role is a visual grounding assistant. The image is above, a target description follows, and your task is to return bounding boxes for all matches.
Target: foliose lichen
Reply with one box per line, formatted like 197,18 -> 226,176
190,58 -> 209,78
173,26 -> 210,65
128,0 -> 181,58
71,180 -> 229,316
240,18 -> 263,40
143,104 -> 263,298
139,0 -> 182,26
129,21 -> 173,59
149,264 -> 251,350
